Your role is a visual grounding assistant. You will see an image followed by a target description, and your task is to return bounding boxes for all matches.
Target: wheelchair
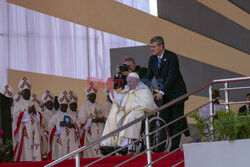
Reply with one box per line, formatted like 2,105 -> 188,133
100,114 -> 170,155
134,114 -> 170,154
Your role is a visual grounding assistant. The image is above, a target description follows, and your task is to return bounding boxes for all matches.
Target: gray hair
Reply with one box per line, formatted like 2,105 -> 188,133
123,56 -> 136,64
150,36 -> 165,48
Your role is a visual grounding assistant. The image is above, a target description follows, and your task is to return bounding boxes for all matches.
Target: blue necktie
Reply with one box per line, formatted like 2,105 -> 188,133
158,58 -> 161,68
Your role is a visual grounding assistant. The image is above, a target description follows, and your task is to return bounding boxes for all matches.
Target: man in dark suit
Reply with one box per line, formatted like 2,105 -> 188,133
238,93 -> 250,116
143,36 -> 188,152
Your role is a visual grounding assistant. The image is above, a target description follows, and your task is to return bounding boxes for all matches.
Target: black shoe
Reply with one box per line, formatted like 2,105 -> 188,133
115,146 -> 128,155
100,146 -> 116,156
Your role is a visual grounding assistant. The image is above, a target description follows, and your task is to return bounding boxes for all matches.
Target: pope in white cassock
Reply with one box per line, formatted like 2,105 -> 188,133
13,77 -> 43,162
47,91 -> 79,160
78,82 -> 106,158
101,72 -> 157,154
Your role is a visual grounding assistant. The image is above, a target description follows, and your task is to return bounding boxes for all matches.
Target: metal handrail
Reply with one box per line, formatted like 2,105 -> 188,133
146,114 -> 216,167
45,76 -> 250,167
213,76 -> 250,83
221,101 -> 250,105
113,100 -> 216,167
172,160 -> 184,167
220,86 -> 250,91
45,82 -> 212,167
116,126 -> 195,167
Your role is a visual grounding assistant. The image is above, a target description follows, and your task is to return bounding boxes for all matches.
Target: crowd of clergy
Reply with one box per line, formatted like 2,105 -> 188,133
2,72 -> 157,162
2,77 -> 113,161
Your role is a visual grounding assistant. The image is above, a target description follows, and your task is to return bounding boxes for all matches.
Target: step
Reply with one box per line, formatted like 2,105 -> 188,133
1,152 -> 184,167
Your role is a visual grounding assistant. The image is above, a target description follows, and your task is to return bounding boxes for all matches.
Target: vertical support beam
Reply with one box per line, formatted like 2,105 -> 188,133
224,82 -> 230,111
145,118 -> 152,167
75,154 -> 80,167
209,85 -> 214,116
208,85 -> 214,141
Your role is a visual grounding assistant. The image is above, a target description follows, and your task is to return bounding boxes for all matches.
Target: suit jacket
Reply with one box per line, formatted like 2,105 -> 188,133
143,49 -> 187,103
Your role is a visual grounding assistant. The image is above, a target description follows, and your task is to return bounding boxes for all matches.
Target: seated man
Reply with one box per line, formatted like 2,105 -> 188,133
201,90 -> 225,120
101,72 -> 157,155
238,93 -> 250,116
201,90 -> 225,142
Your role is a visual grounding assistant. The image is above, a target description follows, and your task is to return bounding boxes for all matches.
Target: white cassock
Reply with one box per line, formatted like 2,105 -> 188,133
33,104 -> 47,157
201,104 -> 226,120
13,99 -> 43,162
201,104 -> 226,141
69,109 -> 79,119
47,111 -> 79,160
12,93 -> 22,157
100,93 -> 122,147
69,109 -> 80,147
78,101 -> 105,158
41,109 -> 53,155
51,109 -> 57,116
42,109 -> 56,137
101,82 -> 158,146
102,100 -> 112,120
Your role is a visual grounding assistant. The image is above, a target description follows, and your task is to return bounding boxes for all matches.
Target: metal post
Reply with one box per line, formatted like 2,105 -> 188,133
75,154 -> 80,167
145,118 -> 152,167
224,82 -> 230,111
208,85 -> 214,141
209,85 -> 214,117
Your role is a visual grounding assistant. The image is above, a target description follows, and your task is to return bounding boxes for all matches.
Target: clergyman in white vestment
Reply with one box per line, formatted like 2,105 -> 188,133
101,72 -> 157,151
